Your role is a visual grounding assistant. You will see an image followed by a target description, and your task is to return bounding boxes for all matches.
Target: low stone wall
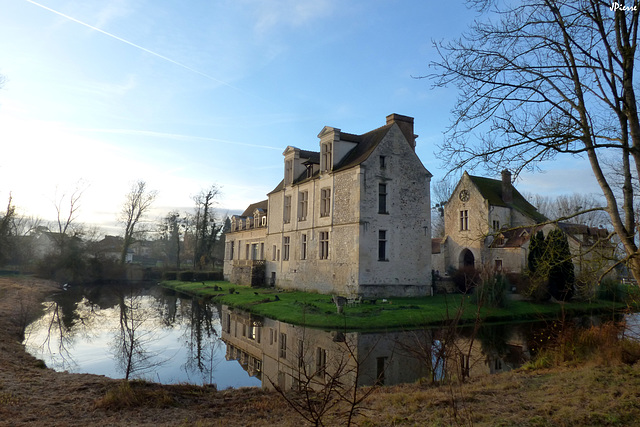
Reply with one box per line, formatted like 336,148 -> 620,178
229,260 -> 265,287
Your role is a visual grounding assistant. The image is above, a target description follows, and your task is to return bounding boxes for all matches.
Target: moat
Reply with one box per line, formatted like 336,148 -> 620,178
23,282 -> 636,389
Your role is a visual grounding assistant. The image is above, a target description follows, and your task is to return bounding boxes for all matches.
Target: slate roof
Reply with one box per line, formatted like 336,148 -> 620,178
557,222 -> 612,247
268,179 -> 285,195
469,175 -> 548,223
333,125 -> 394,172
239,199 -> 268,217
489,226 -> 537,248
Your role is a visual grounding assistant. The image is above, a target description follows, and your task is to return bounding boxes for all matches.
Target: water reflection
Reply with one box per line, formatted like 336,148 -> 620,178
24,284 -> 631,390
221,305 -> 535,390
24,284 -> 259,388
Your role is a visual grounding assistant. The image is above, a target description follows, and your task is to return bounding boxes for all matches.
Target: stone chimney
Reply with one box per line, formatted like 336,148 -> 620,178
501,169 -> 513,204
386,113 -> 417,151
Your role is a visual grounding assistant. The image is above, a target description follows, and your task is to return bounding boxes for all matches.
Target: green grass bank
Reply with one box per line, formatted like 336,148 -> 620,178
160,280 -> 632,331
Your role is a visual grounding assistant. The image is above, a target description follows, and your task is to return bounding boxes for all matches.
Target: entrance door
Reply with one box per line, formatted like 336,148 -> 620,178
461,249 -> 475,269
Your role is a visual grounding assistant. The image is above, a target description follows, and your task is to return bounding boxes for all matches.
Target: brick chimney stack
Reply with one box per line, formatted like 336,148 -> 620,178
502,169 -> 513,204
386,113 -> 417,151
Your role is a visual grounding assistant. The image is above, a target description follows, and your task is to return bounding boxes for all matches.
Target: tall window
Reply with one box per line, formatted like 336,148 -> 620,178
301,234 -> 307,260
319,231 -> 329,259
316,347 -> 327,377
321,142 -> 332,171
378,230 -> 388,261
283,236 -> 290,260
297,339 -> 305,368
279,333 -> 287,359
298,191 -> 308,221
492,220 -> 500,231
229,241 -> 234,260
272,245 -> 277,261
378,183 -> 388,214
320,188 -> 331,217
379,155 -> 386,169
284,195 -> 291,223
460,210 -> 469,231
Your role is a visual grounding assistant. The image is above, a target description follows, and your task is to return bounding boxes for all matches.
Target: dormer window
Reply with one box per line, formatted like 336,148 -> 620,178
261,216 -> 267,227
285,159 -> 293,184
321,142 -> 332,172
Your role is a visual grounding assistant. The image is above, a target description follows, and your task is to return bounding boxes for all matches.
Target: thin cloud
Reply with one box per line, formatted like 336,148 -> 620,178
23,0 -> 244,92
71,127 -> 282,151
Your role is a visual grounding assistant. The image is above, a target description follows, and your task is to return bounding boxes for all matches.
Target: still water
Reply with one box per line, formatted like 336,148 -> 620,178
24,283 -> 260,389
24,283 -> 632,390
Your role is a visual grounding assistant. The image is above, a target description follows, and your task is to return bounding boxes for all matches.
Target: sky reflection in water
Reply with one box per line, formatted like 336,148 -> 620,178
23,285 -> 261,389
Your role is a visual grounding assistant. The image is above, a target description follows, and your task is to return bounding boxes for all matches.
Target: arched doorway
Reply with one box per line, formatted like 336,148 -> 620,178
460,249 -> 475,269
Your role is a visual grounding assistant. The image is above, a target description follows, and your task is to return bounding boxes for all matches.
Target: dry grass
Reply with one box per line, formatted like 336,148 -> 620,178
3,276 -> 640,426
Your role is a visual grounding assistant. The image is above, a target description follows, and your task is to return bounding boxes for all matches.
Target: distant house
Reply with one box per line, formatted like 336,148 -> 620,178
91,235 -> 124,261
224,114 -> 433,298
432,171 -> 615,289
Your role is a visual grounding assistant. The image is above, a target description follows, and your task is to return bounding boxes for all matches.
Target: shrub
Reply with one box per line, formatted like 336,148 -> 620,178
162,271 -> 178,281
177,271 -> 194,281
472,274 -> 510,308
596,279 -> 632,302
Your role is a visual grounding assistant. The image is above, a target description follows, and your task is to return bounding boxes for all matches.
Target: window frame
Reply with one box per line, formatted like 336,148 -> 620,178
460,210 -> 469,231
301,234 -> 307,260
283,236 -> 290,261
320,188 -> 331,217
378,229 -> 388,261
319,231 -> 329,260
298,190 -> 308,221
378,183 -> 388,214
284,195 -> 292,223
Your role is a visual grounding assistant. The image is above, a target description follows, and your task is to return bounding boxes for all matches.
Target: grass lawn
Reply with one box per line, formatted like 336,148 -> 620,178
160,280 -> 630,331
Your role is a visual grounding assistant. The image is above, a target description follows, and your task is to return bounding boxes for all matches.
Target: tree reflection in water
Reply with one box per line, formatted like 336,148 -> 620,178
23,284 -> 233,385
112,285 -> 169,380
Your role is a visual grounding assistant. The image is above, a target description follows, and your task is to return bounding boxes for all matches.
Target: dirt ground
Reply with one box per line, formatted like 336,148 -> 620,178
0,277 -> 296,427
2,276 -> 640,427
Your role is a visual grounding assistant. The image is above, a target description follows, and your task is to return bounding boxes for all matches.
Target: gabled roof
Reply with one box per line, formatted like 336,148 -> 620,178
557,222 -> 612,248
333,124 -> 394,172
489,226 -> 537,248
268,179 -> 285,195
468,175 -> 547,223
240,200 -> 268,217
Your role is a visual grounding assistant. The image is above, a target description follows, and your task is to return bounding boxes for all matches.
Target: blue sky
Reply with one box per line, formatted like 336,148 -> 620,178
0,0 -> 601,234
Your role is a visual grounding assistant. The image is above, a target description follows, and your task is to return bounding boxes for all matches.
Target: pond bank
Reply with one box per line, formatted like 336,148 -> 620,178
2,276 -> 640,426
160,280 -> 629,330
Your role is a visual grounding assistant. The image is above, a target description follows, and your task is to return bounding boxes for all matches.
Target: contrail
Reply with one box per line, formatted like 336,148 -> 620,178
72,127 -> 282,151
23,0 -> 242,91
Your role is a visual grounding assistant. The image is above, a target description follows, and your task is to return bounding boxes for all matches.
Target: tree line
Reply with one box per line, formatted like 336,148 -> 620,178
0,180 -> 228,284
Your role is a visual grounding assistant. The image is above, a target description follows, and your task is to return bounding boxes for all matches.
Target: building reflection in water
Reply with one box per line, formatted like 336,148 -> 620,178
220,305 -> 532,390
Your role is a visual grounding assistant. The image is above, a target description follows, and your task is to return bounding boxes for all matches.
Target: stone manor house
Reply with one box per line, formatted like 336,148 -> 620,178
223,114 -> 433,298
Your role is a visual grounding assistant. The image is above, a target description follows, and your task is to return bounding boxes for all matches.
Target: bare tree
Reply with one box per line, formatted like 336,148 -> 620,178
526,192 -> 611,228
192,186 -> 221,270
119,181 -> 157,265
0,194 -> 16,266
431,177 -> 458,237
51,183 -> 86,254
430,0 -> 640,283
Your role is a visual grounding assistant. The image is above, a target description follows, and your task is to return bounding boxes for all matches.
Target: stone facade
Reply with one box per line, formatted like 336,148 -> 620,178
220,305 -> 431,390
433,171 -> 615,288
224,114 -> 432,298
